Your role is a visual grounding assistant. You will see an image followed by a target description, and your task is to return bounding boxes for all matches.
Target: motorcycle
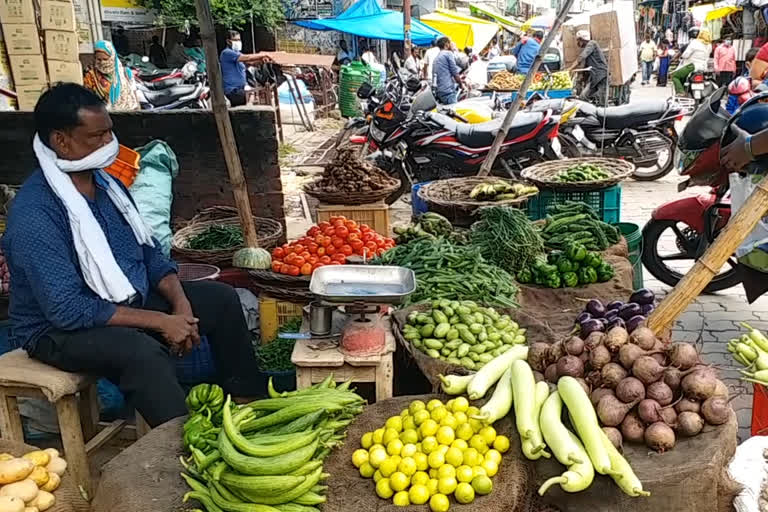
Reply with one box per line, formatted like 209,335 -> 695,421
684,69 -> 717,107
135,61 -> 210,110
640,86 -> 740,292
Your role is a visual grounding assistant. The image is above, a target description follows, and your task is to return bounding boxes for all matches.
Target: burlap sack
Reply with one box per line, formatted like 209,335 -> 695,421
0,349 -> 93,402
0,439 -> 89,512
91,417 -> 187,512
324,394 -> 540,512
392,306 -> 556,392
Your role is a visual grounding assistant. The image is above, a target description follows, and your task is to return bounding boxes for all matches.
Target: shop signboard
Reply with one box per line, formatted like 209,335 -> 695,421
100,0 -> 153,24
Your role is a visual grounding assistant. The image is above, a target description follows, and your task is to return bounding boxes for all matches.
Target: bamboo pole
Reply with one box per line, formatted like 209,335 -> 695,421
193,0 -> 260,247
647,174 -> 768,333
477,0 -> 576,177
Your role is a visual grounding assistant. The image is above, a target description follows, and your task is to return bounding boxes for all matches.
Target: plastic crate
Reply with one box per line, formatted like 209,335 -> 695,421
752,382 -> 768,436
525,184 -> 622,223
259,295 -> 305,342
105,145 -> 141,188
316,201 -> 391,236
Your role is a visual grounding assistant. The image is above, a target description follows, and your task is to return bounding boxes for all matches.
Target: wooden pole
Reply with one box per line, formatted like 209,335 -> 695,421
477,0 -> 575,177
193,0 -> 260,247
647,174 -> 768,333
403,0 -> 412,56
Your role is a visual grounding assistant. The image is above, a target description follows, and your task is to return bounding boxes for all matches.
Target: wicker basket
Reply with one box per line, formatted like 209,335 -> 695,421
417,177 -> 537,227
303,178 -> 401,206
521,157 -> 635,191
248,269 -> 311,301
172,206 -> 283,265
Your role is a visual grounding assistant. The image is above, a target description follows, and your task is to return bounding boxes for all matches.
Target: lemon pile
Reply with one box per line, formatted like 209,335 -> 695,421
351,398 -> 510,511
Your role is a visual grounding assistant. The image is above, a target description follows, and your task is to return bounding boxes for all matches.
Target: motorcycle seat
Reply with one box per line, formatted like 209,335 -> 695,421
139,77 -> 184,90
594,100 -> 669,130
142,84 -> 199,107
425,111 -> 544,148
138,70 -> 174,81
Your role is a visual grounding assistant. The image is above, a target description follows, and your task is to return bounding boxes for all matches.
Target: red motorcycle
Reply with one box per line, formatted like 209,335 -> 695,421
641,87 -> 739,292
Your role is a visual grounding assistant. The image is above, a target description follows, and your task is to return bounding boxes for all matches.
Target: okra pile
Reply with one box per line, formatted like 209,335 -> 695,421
180,377 -> 364,512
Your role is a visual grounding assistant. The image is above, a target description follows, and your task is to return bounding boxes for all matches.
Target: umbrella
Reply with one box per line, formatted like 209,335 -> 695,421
521,14 -> 554,32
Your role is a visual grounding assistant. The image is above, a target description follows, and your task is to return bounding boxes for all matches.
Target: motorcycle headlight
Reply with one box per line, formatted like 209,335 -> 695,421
370,124 -> 386,142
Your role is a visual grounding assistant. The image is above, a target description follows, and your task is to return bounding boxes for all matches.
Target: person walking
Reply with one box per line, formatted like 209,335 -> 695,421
670,27 -> 711,94
656,39 -> 670,87
714,38 -> 736,87
639,33 -> 657,85
432,36 -> 464,104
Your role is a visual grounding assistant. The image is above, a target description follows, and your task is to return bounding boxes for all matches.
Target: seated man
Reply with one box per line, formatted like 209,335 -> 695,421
1,83 -> 261,427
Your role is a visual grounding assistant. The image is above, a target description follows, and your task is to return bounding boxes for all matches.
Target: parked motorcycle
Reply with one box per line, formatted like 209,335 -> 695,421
684,69 -> 717,107
135,61 -> 210,110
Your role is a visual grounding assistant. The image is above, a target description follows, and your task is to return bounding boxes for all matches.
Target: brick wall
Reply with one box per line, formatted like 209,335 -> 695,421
0,108 -> 285,228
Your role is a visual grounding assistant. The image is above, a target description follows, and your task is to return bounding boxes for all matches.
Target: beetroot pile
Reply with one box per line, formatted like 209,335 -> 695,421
529,296 -> 732,454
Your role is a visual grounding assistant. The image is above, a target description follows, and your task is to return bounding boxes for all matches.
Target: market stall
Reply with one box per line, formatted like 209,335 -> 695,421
420,11 -> 499,52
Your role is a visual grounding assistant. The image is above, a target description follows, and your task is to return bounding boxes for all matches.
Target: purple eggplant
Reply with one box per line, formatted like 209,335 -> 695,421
575,311 -> 592,324
640,303 -> 654,316
580,318 -> 605,338
606,317 -> 626,330
585,299 -> 606,318
604,309 -> 619,321
626,315 -> 646,333
606,300 -> 624,311
618,303 -> 641,320
629,288 -> 655,305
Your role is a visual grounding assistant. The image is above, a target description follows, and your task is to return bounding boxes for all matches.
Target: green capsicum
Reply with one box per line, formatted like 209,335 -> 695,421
561,271 -> 579,287
566,242 -> 587,262
578,266 -> 598,285
547,251 -> 563,264
596,262 -> 615,282
556,256 -> 573,273
584,252 -> 603,268
545,273 -> 562,288
517,268 -> 533,284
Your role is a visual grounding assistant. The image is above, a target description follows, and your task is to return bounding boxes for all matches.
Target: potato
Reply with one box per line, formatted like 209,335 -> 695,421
0,496 -> 24,512
0,479 -> 39,503
38,474 -> 58,494
0,456 -> 13,463
43,458 -> 65,478
20,453 -> 48,469
39,451 -> 57,463
25,469 -> 47,489
0,460 -> 34,485
27,492 -> 53,512
24,507 -> 38,512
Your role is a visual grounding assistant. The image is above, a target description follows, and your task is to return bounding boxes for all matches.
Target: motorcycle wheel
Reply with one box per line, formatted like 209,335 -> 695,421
630,133 -> 677,181
641,218 -> 742,293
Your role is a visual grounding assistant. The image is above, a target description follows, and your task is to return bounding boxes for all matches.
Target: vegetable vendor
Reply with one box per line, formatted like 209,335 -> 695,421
1,84 -> 262,427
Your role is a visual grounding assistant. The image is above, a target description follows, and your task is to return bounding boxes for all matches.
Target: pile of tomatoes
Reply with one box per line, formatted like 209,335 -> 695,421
271,216 -> 396,276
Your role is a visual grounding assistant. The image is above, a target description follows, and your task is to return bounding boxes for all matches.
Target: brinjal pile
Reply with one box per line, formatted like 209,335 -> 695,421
528,290 -> 733,453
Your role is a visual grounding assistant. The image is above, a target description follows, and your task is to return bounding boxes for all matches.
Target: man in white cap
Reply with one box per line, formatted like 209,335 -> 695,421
568,30 -> 608,102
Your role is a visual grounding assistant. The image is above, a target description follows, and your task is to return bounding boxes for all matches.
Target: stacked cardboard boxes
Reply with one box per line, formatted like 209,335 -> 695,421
0,0 -> 81,110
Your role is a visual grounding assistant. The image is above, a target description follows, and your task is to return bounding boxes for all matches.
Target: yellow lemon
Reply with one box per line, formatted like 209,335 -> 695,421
409,484 -> 430,505
409,400 -> 427,415
436,426 -> 455,446
369,448 -> 387,469
456,465 -> 474,483
479,426 -> 497,445
451,439 -> 469,451
468,418 -> 484,433
427,478 -> 439,496
455,482 -> 475,504
372,428 -> 385,445
471,475 -> 493,495
414,410 -> 431,427
453,411 -> 468,425
379,457 -> 398,477
403,416 -> 416,431
390,455 -> 402,466
437,464 -> 456,480
361,432 -> 374,449
493,435 -> 510,454
427,399 -> 443,411
352,449 -> 369,468
472,466 -> 487,478
437,476 -> 458,495
427,450 -> 445,469
466,406 -> 480,417
393,491 -> 410,507
481,459 -> 498,477
383,427 -> 400,445
421,436 -> 439,454
401,443 -> 418,458
469,435 -> 488,454
412,471 -> 430,487
398,457 -> 417,476
485,449 -> 502,465
369,443 -> 385,454
413,452 -> 429,471
456,423 -> 474,441
445,399 -> 455,410
386,416 -> 404,433
359,462 -> 375,478
430,493 -> 450,512
420,419 -> 439,438
440,414 -> 458,430
376,478 -> 394,499
387,439 -> 404,457
444,447 -> 463,467
429,469 -> 438,479
431,406 -> 449,423
400,429 -> 419,445
451,396 -> 469,413
373,470 -> 383,483
390,472 -> 410,492
437,444 -> 450,456
463,448 -> 482,467
400,409 -> 410,418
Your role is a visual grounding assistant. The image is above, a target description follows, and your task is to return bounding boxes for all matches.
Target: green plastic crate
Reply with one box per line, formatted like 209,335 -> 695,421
525,184 -> 621,223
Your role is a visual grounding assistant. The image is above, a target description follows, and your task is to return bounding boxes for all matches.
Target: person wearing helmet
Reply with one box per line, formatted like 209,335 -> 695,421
567,30 -> 608,103
670,27 -> 711,94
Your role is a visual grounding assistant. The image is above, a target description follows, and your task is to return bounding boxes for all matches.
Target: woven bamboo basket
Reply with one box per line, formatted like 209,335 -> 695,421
303,177 -> 401,206
417,177 -> 537,227
521,157 -> 635,191
172,206 -> 283,265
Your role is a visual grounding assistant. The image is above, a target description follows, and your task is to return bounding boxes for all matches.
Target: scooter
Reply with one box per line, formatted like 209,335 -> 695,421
135,62 -> 210,110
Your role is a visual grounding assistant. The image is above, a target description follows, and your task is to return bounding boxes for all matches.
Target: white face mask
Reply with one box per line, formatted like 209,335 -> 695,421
231,41 -> 242,52
57,135 -> 120,173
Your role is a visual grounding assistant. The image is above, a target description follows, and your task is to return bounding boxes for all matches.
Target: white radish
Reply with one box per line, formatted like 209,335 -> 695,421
466,345 -> 528,400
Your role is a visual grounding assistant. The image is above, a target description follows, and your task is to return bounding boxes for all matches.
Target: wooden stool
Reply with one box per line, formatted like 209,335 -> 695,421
0,349 -> 138,498
291,319 -> 394,401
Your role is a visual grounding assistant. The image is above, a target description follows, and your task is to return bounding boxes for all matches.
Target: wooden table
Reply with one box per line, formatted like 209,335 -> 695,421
291,317 -> 395,401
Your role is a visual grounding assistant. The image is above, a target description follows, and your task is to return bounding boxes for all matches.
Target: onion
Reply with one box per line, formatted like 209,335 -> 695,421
557,355 -> 585,378
675,398 -> 701,415
701,396 -> 730,425
645,422 -> 676,452
681,368 -> 717,401
601,363 -> 628,389
667,342 -> 699,370
646,381 -> 674,406
615,377 -> 646,403
597,394 -> 640,427
603,427 -> 623,450
591,387 -> 615,406
528,342 -> 552,372
565,336 -> 585,356
544,363 -> 558,383
677,411 -> 704,436
589,345 -> 612,370
629,326 -> 657,350
620,411 -> 646,443
638,399 -> 663,424
632,356 -> 666,385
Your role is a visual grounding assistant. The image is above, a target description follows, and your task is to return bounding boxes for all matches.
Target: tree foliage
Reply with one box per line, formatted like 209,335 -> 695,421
138,0 -> 284,30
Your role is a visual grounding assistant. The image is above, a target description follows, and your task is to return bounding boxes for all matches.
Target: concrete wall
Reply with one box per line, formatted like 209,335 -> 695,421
0,107 -> 285,228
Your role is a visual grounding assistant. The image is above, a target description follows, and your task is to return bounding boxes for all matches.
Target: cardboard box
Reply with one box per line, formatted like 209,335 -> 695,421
15,82 -> 46,110
0,0 -> 35,25
562,23 -> 589,67
9,54 -> 46,85
606,47 -> 639,86
40,0 -> 76,32
3,23 -> 41,54
590,9 -> 636,53
47,58 -> 81,84
45,29 -> 78,61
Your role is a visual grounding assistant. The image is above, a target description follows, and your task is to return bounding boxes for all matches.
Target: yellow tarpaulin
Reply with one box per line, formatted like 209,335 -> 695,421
421,10 -> 499,51
689,2 -> 741,22
705,5 -> 741,20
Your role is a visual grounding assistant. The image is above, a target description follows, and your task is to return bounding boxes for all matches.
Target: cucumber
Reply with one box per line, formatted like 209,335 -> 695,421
219,472 -> 307,497
218,430 -> 319,476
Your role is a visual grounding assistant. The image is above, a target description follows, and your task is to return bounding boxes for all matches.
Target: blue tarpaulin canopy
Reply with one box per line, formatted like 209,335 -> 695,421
294,0 -> 444,46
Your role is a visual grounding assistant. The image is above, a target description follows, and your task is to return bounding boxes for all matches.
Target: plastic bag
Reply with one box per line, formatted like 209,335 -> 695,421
729,435 -> 768,512
730,172 -> 768,259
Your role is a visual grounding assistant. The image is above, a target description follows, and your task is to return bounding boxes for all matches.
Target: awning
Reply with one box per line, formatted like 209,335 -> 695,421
521,14 -> 554,32
294,0 -> 443,46
689,1 -> 741,22
468,3 -> 523,33
705,5 -> 741,20
421,10 -> 499,51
